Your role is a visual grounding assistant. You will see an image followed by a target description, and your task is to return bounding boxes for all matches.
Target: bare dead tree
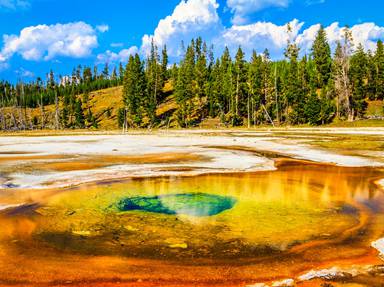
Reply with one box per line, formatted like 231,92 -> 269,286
334,27 -> 354,121
55,90 -> 59,130
1,86 -> 5,130
274,65 -> 280,125
40,92 -> 45,129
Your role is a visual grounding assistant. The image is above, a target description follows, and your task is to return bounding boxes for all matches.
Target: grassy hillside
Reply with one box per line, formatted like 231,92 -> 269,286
2,86 -> 123,130
3,82 -> 179,130
82,86 -> 123,130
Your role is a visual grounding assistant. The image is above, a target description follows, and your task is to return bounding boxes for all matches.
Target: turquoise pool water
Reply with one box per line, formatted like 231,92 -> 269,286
117,192 -> 237,217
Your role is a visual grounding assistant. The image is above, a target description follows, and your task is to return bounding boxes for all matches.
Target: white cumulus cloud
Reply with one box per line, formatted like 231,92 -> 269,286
101,0 -> 383,63
218,19 -> 303,58
3,0 -> 383,71
227,0 -> 290,24
296,22 -> 384,54
128,0 -> 303,60
0,22 -> 99,62
141,0 -> 222,56
96,46 -> 139,64
111,42 -> 124,48
350,22 -> 384,51
0,0 -> 30,10
305,0 -> 325,5
15,67 -> 34,78
96,24 -> 109,33
0,62 -> 9,71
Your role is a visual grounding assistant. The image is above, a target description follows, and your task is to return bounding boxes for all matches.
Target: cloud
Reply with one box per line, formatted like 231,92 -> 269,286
227,0 -> 290,24
15,67 -> 34,78
0,62 -> 9,71
0,22 -> 99,62
3,0 -> 383,72
296,22 -> 384,54
141,0 -> 222,57
111,42 -> 124,48
305,0 -> 325,5
295,23 -> 321,52
96,46 -> 139,64
98,0 -> 383,64
96,24 -> 109,33
0,0 -> 30,10
219,19 -> 303,58
349,22 -> 384,51
135,0 -> 301,60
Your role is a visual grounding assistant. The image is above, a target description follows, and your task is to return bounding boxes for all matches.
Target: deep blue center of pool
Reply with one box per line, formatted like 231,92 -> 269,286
117,193 -> 236,217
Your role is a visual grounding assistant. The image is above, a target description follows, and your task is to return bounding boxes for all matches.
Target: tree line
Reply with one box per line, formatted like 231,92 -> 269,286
1,25 -> 384,130
0,63 -> 124,130
122,26 -> 384,128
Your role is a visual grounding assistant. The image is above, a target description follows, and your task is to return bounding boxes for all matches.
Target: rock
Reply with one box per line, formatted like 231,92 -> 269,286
368,265 -> 384,275
72,230 -> 91,236
372,238 -> 384,259
65,210 -> 76,216
124,225 -> 138,232
165,238 -> 188,249
271,279 -> 295,287
298,267 -> 353,281
0,204 -> 19,211
169,243 -> 188,249
2,182 -> 19,188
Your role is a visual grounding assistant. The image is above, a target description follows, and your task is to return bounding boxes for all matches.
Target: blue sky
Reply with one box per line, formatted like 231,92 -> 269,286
0,0 -> 384,82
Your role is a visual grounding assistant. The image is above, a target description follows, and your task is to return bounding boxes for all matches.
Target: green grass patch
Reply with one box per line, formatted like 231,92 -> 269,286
326,119 -> 384,128
311,134 -> 384,151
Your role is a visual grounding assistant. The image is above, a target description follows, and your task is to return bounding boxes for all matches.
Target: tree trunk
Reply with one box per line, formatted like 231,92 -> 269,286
274,65 -> 280,125
251,97 -> 255,127
11,112 -> 17,130
236,73 -> 239,116
247,94 -> 250,128
154,70 -> 158,106
262,104 -> 275,127
55,90 -> 59,130
336,94 -> 340,119
0,94 -> 4,130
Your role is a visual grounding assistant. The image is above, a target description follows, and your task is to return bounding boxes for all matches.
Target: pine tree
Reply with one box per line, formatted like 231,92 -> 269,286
123,54 -> 147,127
74,99 -> 85,128
375,40 -> 384,99
119,63 -> 125,84
261,49 -> 273,123
312,26 -> 332,88
248,50 -> 262,125
194,38 -> 208,99
161,45 -> 169,86
304,92 -> 322,125
83,67 -> 92,84
366,51 -> 377,100
112,67 -> 118,82
102,63 -> 109,80
208,59 -> 221,117
284,40 -> 301,123
146,40 -> 161,125
175,40 -> 196,127
232,46 -> 247,126
350,44 -> 368,118
220,47 -> 233,116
